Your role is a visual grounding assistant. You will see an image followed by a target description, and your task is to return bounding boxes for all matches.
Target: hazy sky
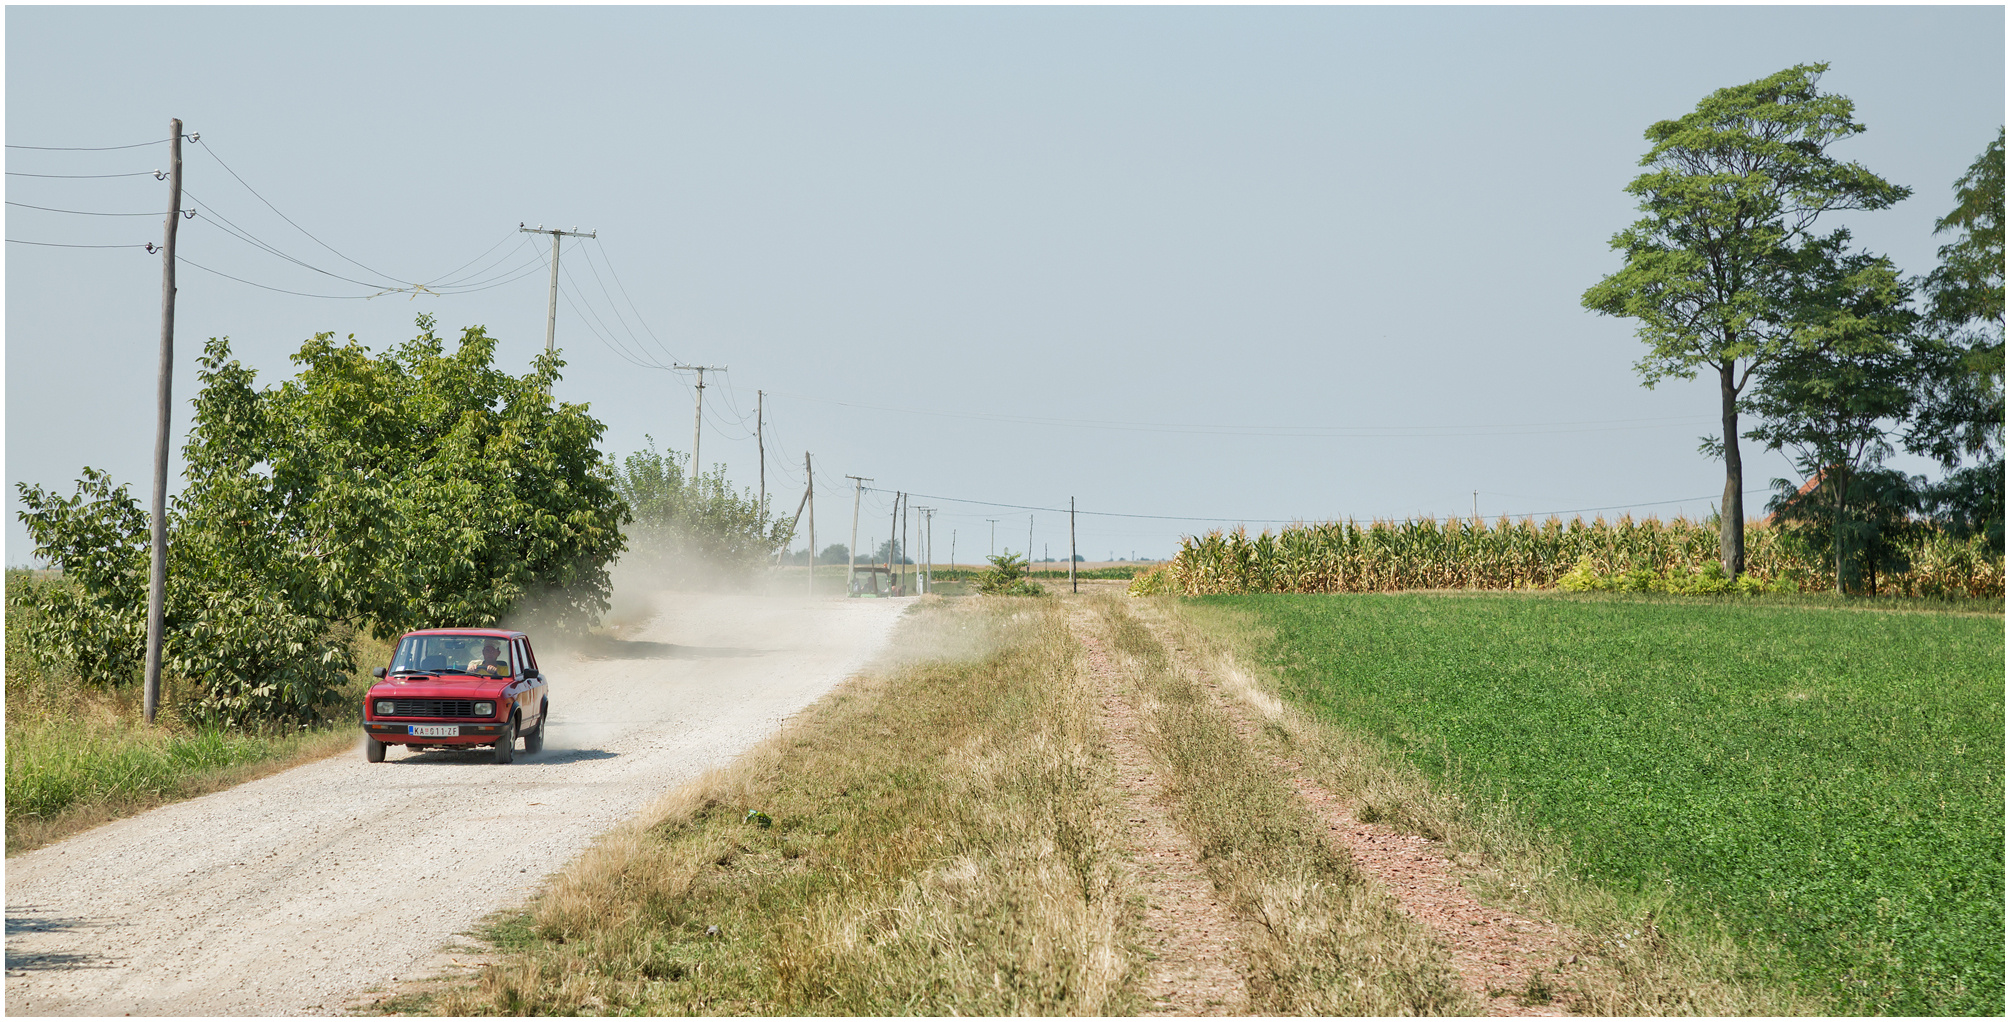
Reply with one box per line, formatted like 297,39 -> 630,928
6,5 -> 2003,565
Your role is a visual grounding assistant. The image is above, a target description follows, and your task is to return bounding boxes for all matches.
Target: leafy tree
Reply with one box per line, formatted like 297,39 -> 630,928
609,439 -> 790,589
869,538 -> 912,565
1583,63 -> 1909,575
15,318 -> 628,724
1745,250 -> 1919,592
1765,468 -> 1925,594
817,544 -> 849,565
1907,127 -> 2004,549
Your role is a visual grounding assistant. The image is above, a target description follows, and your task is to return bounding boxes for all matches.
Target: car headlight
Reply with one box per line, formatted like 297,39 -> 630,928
474,701 -> 495,717
375,700 -> 395,716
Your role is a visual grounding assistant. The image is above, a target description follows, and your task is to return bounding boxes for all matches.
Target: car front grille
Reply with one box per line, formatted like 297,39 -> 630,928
387,699 -> 479,718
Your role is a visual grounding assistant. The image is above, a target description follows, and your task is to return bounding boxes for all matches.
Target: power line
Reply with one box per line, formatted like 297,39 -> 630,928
6,200 -> 188,218
176,254 -> 376,299
194,137 -> 408,284
588,236 -> 678,366
8,137 -> 173,151
8,238 -> 154,249
7,169 -> 161,179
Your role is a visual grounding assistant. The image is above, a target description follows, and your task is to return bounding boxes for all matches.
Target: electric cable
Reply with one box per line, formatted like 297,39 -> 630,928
193,138 -> 409,284
588,236 -> 679,366
176,254 -> 376,299
8,138 -> 173,151
7,239 -> 153,249
5,200 -> 184,218
6,170 -> 160,179
859,486 -> 1774,526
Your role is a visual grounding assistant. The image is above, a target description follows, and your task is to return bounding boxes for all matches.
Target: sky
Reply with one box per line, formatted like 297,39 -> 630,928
5,5 -> 2004,566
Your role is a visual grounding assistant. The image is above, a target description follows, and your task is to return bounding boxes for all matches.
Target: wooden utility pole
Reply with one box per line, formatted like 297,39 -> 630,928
1027,515 -> 1034,574
986,519 -> 997,558
845,475 -> 871,597
1070,496 -> 1077,594
901,498 -> 911,596
756,390 -> 765,514
143,118 -> 184,725
674,364 -> 727,484
518,224 -> 597,355
805,453 -> 816,596
887,492 -> 901,590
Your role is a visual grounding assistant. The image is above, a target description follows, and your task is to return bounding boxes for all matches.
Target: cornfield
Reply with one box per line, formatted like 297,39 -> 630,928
1140,516 -> 2004,598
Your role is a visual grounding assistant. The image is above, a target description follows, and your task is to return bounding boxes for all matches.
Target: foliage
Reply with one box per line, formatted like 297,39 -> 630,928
610,438 -> 788,589
1154,515 -> 2002,599
1226,593 -> 2003,1015
974,552 -> 1046,596
1764,468 -> 1928,595
14,318 -> 628,725
1582,63 -> 1909,575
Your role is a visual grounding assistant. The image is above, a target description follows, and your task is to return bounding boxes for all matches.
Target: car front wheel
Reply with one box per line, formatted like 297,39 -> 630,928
493,716 -> 517,764
364,736 -> 387,763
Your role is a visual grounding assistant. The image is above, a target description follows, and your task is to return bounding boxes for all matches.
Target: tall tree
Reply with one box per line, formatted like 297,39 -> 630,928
1582,63 -> 1909,575
1745,249 -> 1918,592
1908,127 -> 2004,549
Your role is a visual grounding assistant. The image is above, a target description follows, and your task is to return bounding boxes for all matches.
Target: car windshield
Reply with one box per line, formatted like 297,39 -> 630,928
388,634 -> 511,677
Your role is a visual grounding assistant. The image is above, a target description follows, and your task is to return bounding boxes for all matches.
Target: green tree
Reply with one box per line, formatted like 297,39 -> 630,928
1746,250 -> 1919,592
1582,63 -> 1909,575
15,318 -> 628,724
1908,127 -> 2004,549
609,440 -> 789,589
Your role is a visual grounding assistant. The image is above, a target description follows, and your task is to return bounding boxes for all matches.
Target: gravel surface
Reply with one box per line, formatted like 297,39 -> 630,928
5,592 -> 911,1016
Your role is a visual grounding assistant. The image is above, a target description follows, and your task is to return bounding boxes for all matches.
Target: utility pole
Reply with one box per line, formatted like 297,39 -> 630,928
518,224 -> 597,355
987,519 -> 997,558
805,453 -> 816,597
756,391 -> 765,515
1027,515 -> 1034,573
143,118 -> 185,726
950,529 -> 956,571
674,364 -> 727,484
901,499 -> 911,596
1070,496 -> 1078,594
887,492 -> 901,590
1473,491 -> 1479,522
845,475 -> 871,597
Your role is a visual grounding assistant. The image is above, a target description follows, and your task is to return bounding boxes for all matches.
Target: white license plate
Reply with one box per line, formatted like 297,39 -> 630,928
408,724 -> 459,737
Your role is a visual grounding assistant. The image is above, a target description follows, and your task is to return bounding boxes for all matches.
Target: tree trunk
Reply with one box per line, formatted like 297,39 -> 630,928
1833,465 -> 1849,596
1719,364 -> 1746,576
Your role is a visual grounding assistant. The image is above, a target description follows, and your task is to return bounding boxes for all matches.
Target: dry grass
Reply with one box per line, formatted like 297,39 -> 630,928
427,597 -> 1147,1016
1083,592 -> 1474,1015
1157,597 -> 1821,1015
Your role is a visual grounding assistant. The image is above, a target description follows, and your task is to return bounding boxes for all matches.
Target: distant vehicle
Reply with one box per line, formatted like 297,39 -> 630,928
361,628 -> 550,764
849,565 -> 895,597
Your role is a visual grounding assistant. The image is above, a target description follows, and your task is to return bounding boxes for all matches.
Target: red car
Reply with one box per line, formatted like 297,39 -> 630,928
361,628 -> 550,764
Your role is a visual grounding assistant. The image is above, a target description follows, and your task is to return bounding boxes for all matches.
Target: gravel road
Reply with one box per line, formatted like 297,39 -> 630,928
5,592 -> 912,1016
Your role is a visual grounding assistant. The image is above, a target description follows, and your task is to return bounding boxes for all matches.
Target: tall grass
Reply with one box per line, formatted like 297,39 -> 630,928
1142,516 -> 2003,597
5,569 -> 380,853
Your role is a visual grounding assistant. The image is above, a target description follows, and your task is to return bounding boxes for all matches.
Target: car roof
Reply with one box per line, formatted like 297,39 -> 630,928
399,628 -> 525,640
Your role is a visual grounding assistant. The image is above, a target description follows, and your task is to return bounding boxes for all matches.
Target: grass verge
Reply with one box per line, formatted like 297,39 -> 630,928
1179,591 -> 2002,1016
427,596 -> 1143,1015
1082,593 -> 1473,1014
5,571 -> 387,855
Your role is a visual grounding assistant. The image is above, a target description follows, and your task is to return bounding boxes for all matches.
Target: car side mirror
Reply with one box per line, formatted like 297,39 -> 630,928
372,667 -> 387,678
523,669 -> 540,681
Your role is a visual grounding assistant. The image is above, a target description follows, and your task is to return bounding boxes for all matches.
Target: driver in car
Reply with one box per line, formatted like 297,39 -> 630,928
468,640 -> 511,677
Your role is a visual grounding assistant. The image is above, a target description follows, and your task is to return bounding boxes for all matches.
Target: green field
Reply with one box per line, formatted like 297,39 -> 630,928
1205,592 -> 2004,1016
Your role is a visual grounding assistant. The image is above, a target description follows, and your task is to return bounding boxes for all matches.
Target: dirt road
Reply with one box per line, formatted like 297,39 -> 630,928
4,593 -> 911,1016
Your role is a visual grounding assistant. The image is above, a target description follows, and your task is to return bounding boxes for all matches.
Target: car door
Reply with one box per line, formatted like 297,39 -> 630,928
514,637 -> 542,730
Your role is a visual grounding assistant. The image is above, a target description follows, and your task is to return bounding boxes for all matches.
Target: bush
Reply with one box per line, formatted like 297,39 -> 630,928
975,553 -> 1046,596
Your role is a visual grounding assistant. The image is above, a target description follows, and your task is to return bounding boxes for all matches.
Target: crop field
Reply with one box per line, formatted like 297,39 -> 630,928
1203,592 -> 2003,1015
1145,516 -> 2004,598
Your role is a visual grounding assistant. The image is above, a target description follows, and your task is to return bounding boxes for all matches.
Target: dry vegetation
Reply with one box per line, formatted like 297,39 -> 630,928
432,597 -> 1143,1015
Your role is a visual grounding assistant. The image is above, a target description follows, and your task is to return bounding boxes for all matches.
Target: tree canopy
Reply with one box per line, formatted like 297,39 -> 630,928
1583,63 -> 1909,575
16,317 -> 629,724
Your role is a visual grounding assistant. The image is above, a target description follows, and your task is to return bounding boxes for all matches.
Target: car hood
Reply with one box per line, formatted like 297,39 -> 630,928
366,675 -> 512,700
